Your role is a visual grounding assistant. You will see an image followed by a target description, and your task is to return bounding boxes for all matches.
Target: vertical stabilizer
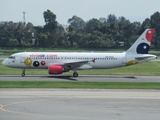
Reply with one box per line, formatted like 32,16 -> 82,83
127,28 -> 154,54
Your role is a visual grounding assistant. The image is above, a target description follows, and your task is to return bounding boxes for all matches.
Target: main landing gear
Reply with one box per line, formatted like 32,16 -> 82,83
21,69 -> 79,77
73,71 -> 78,77
21,69 -> 26,77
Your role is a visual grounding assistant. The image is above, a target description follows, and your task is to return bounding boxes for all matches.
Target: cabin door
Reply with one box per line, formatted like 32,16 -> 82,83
20,53 -> 26,63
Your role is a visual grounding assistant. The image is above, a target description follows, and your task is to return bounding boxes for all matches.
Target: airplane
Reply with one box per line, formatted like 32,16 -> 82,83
2,28 -> 157,77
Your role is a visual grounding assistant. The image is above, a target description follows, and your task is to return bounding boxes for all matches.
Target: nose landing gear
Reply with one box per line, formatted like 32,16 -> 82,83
21,69 -> 25,77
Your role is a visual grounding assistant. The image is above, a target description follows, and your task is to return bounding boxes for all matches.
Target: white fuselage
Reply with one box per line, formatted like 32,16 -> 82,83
2,52 -> 156,70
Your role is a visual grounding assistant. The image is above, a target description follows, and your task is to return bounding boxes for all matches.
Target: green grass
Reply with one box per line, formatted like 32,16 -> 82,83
1,60 -> 160,76
0,81 -> 160,89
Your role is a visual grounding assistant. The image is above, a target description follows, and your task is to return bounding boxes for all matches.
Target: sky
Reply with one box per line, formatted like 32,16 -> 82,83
0,0 -> 160,26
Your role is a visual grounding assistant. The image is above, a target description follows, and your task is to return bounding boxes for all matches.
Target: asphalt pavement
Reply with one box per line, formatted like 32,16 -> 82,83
0,89 -> 160,120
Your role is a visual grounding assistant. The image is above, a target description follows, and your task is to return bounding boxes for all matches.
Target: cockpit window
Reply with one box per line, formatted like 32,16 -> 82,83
8,56 -> 15,59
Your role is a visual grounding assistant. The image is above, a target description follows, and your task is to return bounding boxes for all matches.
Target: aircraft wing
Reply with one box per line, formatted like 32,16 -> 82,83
48,60 -> 93,70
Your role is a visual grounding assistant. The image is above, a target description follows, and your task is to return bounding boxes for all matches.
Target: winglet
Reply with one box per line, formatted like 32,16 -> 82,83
127,28 -> 154,54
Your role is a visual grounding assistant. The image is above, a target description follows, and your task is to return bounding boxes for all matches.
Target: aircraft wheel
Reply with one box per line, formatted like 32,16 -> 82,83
21,69 -> 26,77
21,73 -> 25,77
73,72 -> 78,77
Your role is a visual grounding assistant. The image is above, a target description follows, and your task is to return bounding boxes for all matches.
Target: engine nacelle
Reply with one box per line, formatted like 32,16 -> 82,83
48,65 -> 63,74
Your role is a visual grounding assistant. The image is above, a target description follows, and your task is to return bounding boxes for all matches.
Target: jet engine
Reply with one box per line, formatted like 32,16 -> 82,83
48,65 -> 63,74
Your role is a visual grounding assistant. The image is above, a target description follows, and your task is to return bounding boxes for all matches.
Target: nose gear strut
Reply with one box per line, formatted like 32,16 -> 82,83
21,69 -> 26,77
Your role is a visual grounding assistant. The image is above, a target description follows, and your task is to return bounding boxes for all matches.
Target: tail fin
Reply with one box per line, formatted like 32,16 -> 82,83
127,28 -> 154,54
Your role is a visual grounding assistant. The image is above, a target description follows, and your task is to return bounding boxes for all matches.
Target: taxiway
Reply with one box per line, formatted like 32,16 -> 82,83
0,75 -> 160,82
0,89 -> 160,120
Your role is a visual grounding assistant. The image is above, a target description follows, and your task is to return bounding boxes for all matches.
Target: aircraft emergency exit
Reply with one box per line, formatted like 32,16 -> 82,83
2,28 -> 157,77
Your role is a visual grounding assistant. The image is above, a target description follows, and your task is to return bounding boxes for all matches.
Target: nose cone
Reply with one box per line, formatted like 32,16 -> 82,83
2,60 -> 7,66
2,60 -> 5,65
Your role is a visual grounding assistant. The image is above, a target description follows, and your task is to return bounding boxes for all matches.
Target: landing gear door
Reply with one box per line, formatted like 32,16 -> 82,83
20,53 -> 26,63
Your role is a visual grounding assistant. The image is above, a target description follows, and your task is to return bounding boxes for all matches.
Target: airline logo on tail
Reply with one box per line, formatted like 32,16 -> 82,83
137,29 -> 154,54
127,28 -> 154,54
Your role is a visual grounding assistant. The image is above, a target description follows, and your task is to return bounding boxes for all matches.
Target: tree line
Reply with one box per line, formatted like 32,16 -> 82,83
0,9 -> 160,49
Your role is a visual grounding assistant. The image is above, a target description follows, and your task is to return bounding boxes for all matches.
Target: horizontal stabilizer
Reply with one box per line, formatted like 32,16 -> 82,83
135,55 -> 157,61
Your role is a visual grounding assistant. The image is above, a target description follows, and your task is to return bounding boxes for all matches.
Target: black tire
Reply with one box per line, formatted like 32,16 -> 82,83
73,72 -> 78,77
21,73 -> 25,77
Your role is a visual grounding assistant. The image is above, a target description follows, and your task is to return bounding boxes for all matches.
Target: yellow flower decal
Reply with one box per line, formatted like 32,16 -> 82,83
24,58 -> 32,66
126,60 -> 139,66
